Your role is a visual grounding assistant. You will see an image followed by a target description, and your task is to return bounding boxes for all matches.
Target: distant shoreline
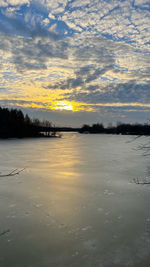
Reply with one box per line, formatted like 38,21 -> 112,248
0,106 -> 150,138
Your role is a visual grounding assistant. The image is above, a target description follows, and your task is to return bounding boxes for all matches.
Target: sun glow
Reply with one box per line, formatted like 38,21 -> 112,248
55,101 -> 73,111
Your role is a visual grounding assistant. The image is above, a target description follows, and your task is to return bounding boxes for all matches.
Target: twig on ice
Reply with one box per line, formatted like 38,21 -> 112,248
0,229 -> 10,237
133,177 -> 150,185
0,168 -> 25,177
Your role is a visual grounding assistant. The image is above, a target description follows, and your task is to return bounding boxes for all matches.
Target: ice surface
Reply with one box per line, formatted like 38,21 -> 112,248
0,133 -> 150,267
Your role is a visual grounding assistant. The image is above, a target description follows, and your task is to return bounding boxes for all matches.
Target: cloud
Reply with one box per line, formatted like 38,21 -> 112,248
60,0 -> 150,49
85,65 -> 113,83
1,6 -> 19,17
0,0 -> 150,125
42,17 -> 49,26
33,0 -> 68,15
0,14 -> 60,40
0,0 -> 30,7
44,63 -> 114,90
0,4 -> 69,72
63,81 -> 150,106
0,29 -> 69,72
134,0 -> 150,7
12,38 -> 68,72
48,13 -> 55,20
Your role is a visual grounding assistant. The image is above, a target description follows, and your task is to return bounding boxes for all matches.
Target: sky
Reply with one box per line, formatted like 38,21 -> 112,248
0,0 -> 150,126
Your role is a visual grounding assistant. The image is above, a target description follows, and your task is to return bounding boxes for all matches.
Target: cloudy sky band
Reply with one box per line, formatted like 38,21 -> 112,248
0,0 -> 149,125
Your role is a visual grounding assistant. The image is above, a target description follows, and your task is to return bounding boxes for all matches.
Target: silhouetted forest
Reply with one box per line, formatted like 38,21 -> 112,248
0,107 -> 56,138
79,123 -> 150,135
0,106 -> 150,138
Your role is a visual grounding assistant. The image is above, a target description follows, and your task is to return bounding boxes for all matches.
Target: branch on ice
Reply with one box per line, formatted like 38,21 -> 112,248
0,168 -> 25,177
133,177 -> 150,185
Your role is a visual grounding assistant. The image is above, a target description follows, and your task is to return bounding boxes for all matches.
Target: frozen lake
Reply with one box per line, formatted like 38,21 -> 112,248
0,133 -> 150,267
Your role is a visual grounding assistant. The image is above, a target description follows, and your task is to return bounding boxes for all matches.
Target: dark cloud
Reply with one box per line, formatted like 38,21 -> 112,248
73,37 -> 117,64
0,10 -> 68,72
86,84 -> 100,91
75,45 -> 115,64
85,65 -> 113,83
45,64 -> 113,90
45,76 -> 84,90
62,81 -> 150,104
11,38 -> 68,72
0,38 -> 10,51
0,99 -> 46,107
0,14 -> 59,40
0,31 -> 68,72
13,58 -> 47,71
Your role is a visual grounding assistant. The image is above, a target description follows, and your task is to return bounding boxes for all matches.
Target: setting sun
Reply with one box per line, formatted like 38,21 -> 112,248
55,101 -> 73,111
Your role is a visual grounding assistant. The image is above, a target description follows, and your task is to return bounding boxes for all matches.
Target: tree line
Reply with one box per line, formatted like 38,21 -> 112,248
0,106 -> 150,138
0,107 -> 54,138
79,122 -> 150,135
